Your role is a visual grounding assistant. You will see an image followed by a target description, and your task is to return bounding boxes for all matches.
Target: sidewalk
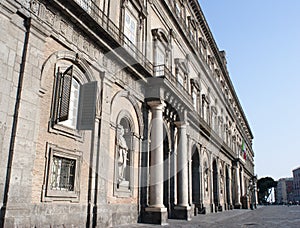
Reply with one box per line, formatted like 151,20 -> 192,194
114,208 -> 251,227
114,206 -> 300,228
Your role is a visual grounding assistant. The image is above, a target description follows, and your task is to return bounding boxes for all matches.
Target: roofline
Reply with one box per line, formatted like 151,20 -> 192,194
188,0 -> 254,140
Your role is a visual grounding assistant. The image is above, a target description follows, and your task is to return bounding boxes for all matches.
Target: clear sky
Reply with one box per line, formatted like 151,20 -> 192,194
198,0 -> 300,180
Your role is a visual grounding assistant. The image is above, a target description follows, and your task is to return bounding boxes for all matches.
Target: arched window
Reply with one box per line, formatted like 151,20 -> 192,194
60,78 -> 80,129
152,28 -> 171,76
52,65 -> 97,131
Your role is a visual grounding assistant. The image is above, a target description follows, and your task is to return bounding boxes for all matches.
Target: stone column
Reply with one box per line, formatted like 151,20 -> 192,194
234,162 -> 242,208
173,121 -> 191,220
240,168 -> 245,197
144,100 -> 168,225
228,165 -> 233,209
199,146 -> 205,212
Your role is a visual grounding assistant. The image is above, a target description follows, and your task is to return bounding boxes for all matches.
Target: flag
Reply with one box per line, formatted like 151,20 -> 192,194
242,140 -> 247,160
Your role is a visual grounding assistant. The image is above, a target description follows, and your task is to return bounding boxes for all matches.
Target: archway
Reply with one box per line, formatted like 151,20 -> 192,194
212,160 -> 219,211
192,146 -> 200,206
163,122 -> 172,217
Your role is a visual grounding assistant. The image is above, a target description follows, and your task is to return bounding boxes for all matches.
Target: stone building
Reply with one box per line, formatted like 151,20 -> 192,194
293,167 -> 300,202
276,178 -> 293,204
0,0 -> 256,226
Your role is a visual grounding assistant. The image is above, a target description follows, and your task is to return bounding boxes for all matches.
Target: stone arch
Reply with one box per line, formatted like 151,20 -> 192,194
151,28 -> 170,44
111,90 -> 143,137
40,50 -> 96,93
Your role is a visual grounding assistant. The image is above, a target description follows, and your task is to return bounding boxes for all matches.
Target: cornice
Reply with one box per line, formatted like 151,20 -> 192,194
187,0 -> 254,140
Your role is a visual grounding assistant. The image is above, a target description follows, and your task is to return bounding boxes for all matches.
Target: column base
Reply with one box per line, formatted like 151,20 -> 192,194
142,207 -> 168,225
217,204 -> 223,212
234,203 -> 242,209
172,205 -> 191,220
198,206 -> 206,214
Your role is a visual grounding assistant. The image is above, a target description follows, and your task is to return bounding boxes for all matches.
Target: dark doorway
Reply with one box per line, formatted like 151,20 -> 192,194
163,124 -> 171,216
213,160 -> 219,207
225,167 -> 231,208
192,147 -> 200,204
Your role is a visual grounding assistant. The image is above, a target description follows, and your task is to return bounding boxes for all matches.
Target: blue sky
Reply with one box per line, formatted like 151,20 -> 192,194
198,0 -> 300,180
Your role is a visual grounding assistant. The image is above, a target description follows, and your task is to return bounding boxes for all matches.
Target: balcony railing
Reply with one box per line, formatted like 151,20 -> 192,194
70,0 -> 153,73
154,64 -> 191,99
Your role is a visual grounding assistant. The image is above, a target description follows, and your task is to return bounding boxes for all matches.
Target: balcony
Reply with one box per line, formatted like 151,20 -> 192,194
153,64 -> 191,102
56,0 -> 153,75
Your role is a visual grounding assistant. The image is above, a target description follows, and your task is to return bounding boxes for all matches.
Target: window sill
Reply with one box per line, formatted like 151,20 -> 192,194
49,121 -> 84,141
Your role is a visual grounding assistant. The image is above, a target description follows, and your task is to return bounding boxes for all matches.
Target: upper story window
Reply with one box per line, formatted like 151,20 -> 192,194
202,94 -> 210,122
192,88 -> 197,110
175,58 -> 189,90
199,37 -> 207,59
191,79 -> 200,111
53,65 -> 97,132
75,0 -> 92,13
152,28 -> 171,76
124,9 -> 138,46
156,43 -> 166,66
188,17 -> 197,43
60,77 -> 80,129
175,1 -> 181,17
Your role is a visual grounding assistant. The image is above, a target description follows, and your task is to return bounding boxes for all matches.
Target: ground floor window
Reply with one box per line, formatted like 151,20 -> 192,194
50,156 -> 76,191
42,143 -> 82,202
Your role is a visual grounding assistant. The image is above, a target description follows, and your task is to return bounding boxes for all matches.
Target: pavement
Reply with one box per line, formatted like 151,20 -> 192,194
114,205 -> 300,228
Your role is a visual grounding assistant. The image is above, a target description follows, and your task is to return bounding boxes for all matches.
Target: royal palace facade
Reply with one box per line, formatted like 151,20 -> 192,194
0,0 -> 257,226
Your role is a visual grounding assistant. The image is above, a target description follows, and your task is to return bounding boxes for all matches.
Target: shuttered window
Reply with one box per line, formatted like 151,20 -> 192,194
54,65 -> 97,131
57,66 -> 73,122
77,81 -> 97,130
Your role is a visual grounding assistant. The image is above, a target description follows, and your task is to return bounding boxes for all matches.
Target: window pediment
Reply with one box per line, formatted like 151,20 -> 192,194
175,58 -> 189,74
151,28 -> 169,44
190,78 -> 200,90
123,0 -> 148,18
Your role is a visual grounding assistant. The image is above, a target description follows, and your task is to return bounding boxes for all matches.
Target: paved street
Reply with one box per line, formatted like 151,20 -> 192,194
116,206 -> 300,228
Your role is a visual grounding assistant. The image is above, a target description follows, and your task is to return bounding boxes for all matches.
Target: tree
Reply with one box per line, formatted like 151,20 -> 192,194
257,177 -> 277,204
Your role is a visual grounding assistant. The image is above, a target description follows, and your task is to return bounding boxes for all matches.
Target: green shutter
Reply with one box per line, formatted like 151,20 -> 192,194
77,81 -> 97,130
58,66 -> 73,122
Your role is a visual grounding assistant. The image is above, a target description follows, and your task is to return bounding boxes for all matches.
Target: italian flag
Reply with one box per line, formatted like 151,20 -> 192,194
242,140 -> 247,160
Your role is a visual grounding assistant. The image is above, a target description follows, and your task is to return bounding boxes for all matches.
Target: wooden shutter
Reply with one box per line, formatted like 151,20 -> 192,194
58,66 -> 73,122
77,81 -> 97,130
53,68 -> 62,124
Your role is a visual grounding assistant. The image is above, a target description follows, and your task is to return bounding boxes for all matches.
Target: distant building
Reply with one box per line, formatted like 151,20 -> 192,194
276,178 -> 293,204
293,167 -> 300,202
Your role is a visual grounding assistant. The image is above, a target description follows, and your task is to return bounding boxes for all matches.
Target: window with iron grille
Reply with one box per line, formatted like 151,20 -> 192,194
50,156 -> 76,191
42,143 -> 82,202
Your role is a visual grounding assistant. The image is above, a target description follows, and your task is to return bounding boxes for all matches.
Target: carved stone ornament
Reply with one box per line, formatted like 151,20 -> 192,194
30,0 -> 39,14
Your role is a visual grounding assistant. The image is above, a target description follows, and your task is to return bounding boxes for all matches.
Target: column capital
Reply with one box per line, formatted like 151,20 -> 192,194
174,121 -> 188,128
147,100 -> 165,110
